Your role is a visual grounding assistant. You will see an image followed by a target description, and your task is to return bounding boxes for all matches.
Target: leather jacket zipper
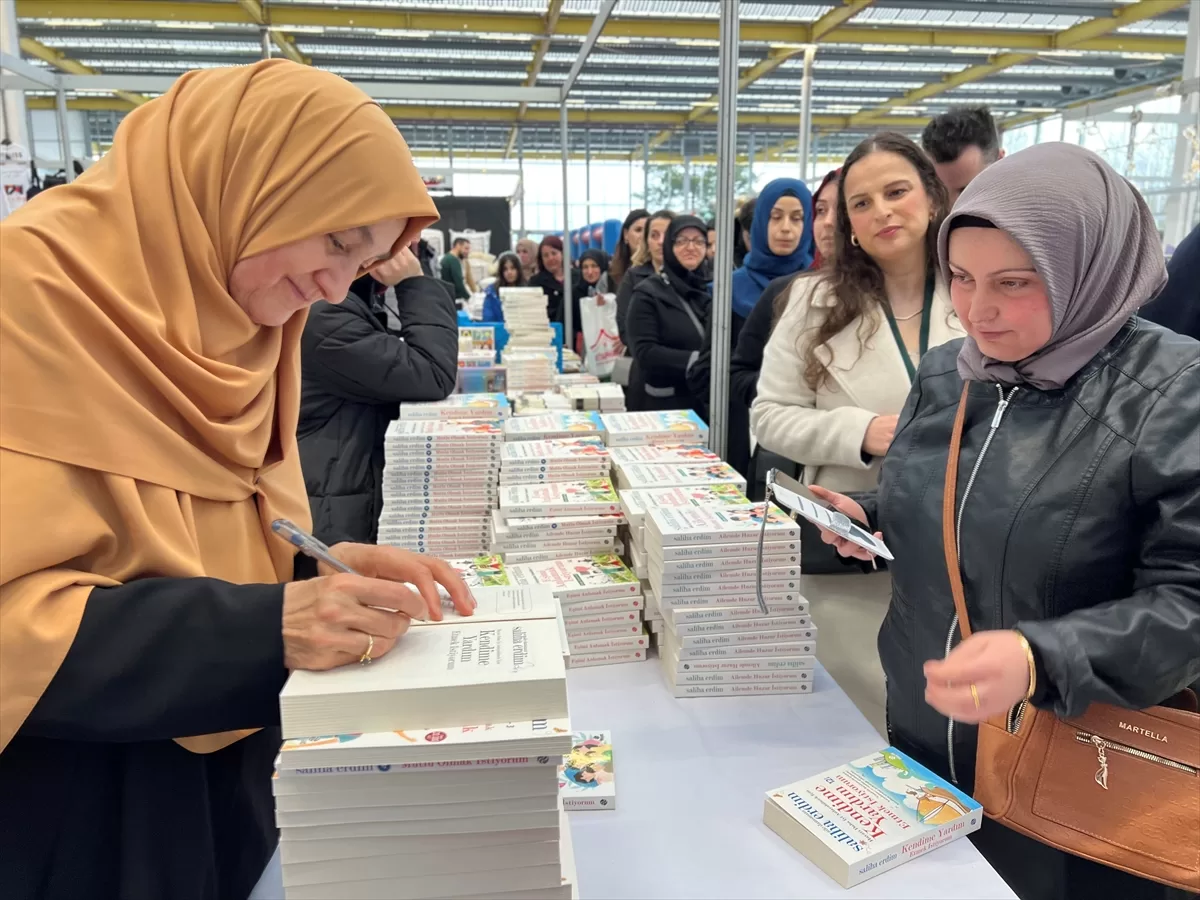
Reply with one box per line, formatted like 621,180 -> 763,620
945,384 -> 1018,785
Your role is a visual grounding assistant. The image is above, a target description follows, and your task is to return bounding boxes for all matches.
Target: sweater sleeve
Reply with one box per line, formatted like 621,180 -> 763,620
301,278 -> 459,405
440,255 -> 470,300
627,290 -> 695,388
1018,361 -> 1200,716
21,578 -> 288,743
750,281 -> 877,469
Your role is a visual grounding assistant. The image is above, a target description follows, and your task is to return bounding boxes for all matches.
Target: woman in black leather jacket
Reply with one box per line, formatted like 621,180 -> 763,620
813,144 -> 1199,900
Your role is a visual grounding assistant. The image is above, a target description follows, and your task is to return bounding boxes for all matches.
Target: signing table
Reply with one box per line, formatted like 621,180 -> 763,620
253,663 -> 1016,900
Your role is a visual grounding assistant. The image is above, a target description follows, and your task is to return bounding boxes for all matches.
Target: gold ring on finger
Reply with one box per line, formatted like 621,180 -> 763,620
359,633 -> 375,666
970,682 -> 981,709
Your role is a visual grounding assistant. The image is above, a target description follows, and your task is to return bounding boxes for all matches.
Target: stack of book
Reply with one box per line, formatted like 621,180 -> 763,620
494,476 -> 623,564
553,373 -> 599,389
561,349 -> 583,374
508,554 -> 647,669
275,588 -> 577,900
500,437 -> 611,486
611,459 -> 747,493
599,410 -> 708,447
503,350 -> 557,393
377,418 -> 504,557
397,392 -> 511,423
562,384 -> 626,413
619,482 -> 752,581
512,390 -> 572,416
644,505 -> 817,698
500,287 -> 555,349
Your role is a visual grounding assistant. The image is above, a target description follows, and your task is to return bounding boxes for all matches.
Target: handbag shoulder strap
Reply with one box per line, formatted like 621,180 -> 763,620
942,382 -> 974,639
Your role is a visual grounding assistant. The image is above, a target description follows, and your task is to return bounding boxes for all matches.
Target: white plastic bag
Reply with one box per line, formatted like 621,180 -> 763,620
580,293 -> 622,378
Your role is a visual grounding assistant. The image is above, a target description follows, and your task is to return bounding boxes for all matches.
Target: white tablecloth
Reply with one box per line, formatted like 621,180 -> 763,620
252,662 -> 1017,900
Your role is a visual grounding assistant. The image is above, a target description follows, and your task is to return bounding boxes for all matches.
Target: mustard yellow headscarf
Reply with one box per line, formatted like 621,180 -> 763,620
0,60 -> 438,752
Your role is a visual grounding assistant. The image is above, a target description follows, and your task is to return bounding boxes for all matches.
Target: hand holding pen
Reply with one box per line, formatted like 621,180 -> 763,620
272,519 -> 474,671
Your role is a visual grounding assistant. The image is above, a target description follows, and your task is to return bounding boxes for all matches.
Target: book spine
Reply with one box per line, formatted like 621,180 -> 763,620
657,541 -> 801,561
673,614 -> 811,637
565,621 -> 644,640
547,584 -> 641,603
560,608 -> 643,628
652,579 -> 800,599
676,627 -> 817,648
491,537 -> 615,554
672,641 -> 816,659
665,654 -> 816,673
569,632 -> 649,653
671,681 -> 812,698
560,596 -> 643,617
855,817 -> 982,886
561,794 -> 615,811
648,554 -> 799,575
276,755 -> 562,774
671,668 -> 813,685
668,601 -> 809,624
652,565 -> 800,584
662,589 -> 802,608
567,648 -> 647,667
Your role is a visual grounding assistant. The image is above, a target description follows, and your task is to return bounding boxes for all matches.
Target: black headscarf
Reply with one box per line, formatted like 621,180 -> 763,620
662,215 -> 711,307
574,248 -> 608,301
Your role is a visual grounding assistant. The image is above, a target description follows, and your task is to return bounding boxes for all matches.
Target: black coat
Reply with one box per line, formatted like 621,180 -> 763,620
626,271 -> 710,413
860,321 -> 1199,898
528,270 -> 564,324
298,277 -> 458,546
615,263 -> 654,412
1140,222 -> 1200,341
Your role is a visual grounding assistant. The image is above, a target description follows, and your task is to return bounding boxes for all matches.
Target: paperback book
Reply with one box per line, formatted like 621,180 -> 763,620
763,748 -> 983,888
607,443 -> 720,466
618,484 -> 750,530
507,554 -> 641,603
645,504 -> 801,546
398,394 -> 511,421
599,410 -> 709,446
615,462 -> 747,492
499,479 -> 621,519
504,412 -> 604,441
558,732 -> 615,811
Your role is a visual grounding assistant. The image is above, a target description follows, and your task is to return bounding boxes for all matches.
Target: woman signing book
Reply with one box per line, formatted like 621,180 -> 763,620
0,61 -> 472,900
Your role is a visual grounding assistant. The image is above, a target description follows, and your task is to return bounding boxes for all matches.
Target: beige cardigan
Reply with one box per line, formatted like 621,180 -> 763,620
750,274 -> 965,494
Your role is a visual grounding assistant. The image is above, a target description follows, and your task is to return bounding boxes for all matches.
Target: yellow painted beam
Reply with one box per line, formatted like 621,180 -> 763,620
235,0 -> 308,65
504,0 -> 565,159
13,3 -> 1186,55
642,0 -> 877,156
23,95 -> 927,131
18,35 -> 149,105
845,0 -> 1187,126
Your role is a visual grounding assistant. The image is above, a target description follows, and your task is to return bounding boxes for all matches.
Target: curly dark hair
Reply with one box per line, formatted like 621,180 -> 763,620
920,106 -> 1001,164
801,131 -> 950,392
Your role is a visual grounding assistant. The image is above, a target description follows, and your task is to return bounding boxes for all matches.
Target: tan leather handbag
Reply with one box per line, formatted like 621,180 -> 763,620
942,384 -> 1200,893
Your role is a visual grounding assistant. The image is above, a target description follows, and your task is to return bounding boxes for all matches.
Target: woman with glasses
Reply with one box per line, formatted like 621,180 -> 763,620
750,133 -> 965,735
625,215 -> 711,414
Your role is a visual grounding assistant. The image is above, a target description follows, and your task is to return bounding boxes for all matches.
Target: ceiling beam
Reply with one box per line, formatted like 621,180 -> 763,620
845,0 -> 1187,126
503,0 -> 565,159
18,36 -> 148,106
235,0 -> 308,65
24,95 -> 929,130
999,73 -> 1189,130
641,0 -> 877,156
13,3 -> 1186,56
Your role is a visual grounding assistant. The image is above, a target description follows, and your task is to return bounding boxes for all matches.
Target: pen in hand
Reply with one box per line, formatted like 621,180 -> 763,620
271,519 -> 360,575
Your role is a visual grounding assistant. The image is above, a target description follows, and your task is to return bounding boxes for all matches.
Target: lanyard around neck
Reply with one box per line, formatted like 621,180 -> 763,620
882,274 -> 934,384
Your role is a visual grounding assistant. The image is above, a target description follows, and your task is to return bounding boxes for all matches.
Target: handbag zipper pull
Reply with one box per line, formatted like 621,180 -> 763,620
1091,735 -> 1110,790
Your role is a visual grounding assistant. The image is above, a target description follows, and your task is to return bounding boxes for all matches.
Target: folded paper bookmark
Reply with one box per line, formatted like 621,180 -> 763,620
765,470 -> 895,562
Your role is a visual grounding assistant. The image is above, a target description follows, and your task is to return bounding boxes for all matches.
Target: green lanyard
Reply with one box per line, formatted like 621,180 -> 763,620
882,274 -> 934,384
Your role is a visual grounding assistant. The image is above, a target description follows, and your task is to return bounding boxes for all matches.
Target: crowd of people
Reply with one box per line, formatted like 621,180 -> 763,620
0,60 -> 1196,900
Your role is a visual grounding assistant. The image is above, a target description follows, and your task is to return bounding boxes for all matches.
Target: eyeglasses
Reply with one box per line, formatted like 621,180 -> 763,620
674,237 -> 708,250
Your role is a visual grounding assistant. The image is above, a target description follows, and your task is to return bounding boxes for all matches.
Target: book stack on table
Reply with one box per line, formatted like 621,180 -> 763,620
503,411 -> 604,443
275,587 -> 577,900
562,384 -> 626,413
507,554 -> 648,669
377,409 -> 507,557
494,475 -> 623,566
512,391 -> 572,416
499,437 -> 610,486
503,350 -> 557,393
500,287 -> 555,349
598,409 -> 709,447
644,505 -> 817,699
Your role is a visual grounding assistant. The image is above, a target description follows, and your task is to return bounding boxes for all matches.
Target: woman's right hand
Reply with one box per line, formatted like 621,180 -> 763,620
862,414 -> 899,457
808,485 -> 883,562
281,575 -> 430,671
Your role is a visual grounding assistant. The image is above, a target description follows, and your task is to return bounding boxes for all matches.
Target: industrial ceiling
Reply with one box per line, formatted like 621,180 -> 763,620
11,0 -> 1192,162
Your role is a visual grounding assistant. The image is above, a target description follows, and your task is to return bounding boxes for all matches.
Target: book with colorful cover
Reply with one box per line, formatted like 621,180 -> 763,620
499,479 -> 621,519
608,443 -> 720,466
599,410 -> 709,446
507,553 -> 640,602
764,748 -> 983,888
616,461 -> 746,491
558,731 -> 615,810
645,504 -> 801,546
619,484 -> 750,529
504,412 -> 604,440
501,437 -> 610,465
397,394 -> 510,421
384,419 -> 505,441
459,325 -> 496,350
443,555 -> 510,588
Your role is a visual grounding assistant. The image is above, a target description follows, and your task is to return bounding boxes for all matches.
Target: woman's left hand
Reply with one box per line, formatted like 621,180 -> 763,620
923,630 -> 1031,724
326,543 -> 474,622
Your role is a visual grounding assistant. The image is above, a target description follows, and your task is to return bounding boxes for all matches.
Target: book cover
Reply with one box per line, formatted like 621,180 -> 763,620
507,554 -> 640,602
608,443 -> 720,466
599,410 -> 708,446
558,731 -> 615,811
764,748 -> 983,888
411,586 -> 558,628
504,412 -> 604,440
645,504 -> 800,546
499,479 -> 621,519
616,463 -> 747,492
618,484 -> 750,528
443,555 -> 510,588
459,326 -> 496,350
502,437 -> 610,463
399,394 -> 510,420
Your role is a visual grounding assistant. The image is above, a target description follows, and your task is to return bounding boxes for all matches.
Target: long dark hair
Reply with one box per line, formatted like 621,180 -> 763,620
496,251 -> 525,287
609,208 -> 649,290
801,132 -> 949,391
632,209 -> 676,268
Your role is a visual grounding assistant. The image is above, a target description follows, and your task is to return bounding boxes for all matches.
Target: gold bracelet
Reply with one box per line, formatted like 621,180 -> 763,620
1014,630 -> 1037,702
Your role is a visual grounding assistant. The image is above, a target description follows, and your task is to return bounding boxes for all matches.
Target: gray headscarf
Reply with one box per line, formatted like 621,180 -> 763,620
939,142 -> 1166,390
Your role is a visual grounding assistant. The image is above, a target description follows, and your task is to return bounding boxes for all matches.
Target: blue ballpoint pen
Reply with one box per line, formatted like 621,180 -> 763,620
271,518 -> 360,576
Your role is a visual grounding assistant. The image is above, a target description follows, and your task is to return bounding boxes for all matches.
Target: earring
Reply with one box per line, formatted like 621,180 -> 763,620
850,234 -> 859,247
